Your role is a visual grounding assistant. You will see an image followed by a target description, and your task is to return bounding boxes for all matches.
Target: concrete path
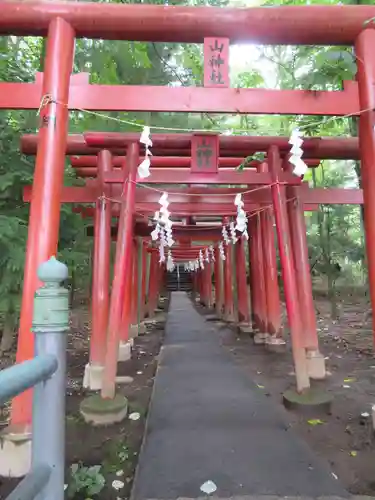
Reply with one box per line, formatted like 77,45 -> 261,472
131,292 -> 348,500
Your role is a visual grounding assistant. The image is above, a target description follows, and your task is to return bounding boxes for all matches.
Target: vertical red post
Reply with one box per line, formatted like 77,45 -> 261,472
286,186 -> 318,350
147,250 -> 159,318
356,29 -> 375,347
131,239 -> 139,324
101,143 -> 139,400
11,18 -> 75,429
120,243 -> 133,342
286,184 -> 326,378
248,214 -> 267,332
214,245 -> 223,316
140,241 -> 147,321
258,164 -> 282,337
235,238 -> 250,323
224,243 -> 235,321
205,262 -> 213,308
89,151 -> 112,367
268,146 -> 309,393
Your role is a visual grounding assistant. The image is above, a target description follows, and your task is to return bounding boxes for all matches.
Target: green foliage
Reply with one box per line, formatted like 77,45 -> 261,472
237,153 -> 265,171
0,0 -> 370,333
67,463 -> 106,499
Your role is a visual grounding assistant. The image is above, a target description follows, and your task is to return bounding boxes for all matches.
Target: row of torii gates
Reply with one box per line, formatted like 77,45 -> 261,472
2,0 -> 375,471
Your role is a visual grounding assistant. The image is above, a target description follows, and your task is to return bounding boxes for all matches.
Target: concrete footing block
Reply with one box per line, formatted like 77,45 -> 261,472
83,363 -> 104,391
265,336 -> 287,353
80,394 -> 128,426
371,405 -> 375,431
0,426 -> 31,477
129,324 -> 138,339
118,341 -> 132,362
283,387 -> 332,415
237,323 -> 253,335
115,376 -> 134,384
253,332 -> 271,345
307,349 -> 326,380
138,322 -> 147,335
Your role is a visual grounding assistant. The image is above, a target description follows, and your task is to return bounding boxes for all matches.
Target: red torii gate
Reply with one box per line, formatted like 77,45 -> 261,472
1,1 -> 375,473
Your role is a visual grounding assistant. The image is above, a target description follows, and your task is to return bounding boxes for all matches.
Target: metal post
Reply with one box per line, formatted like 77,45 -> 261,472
32,257 -> 69,500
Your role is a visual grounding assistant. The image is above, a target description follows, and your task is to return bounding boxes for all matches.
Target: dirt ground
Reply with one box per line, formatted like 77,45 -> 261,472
0,299 -> 166,500
196,292 -> 375,496
3,291 -> 375,497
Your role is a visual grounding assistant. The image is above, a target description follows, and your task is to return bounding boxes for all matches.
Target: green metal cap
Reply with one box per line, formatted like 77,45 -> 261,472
37,256 -> 68,284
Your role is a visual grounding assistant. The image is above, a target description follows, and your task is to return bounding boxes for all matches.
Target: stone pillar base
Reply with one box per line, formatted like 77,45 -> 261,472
265,336 -> 286,353
237,322 -> 253,335
371,404 -> 375,431
80,394 -> 128,426
0,426 -> 31,477
129,324 -> 138,339
118,341 -> 132,362
138,322 -> 146,335
306,349 -> 326,380
253,332 -> 271,345
83,363 -> 104,391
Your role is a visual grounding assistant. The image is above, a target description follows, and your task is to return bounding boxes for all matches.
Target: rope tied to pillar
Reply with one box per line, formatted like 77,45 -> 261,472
36,93 -> 54,115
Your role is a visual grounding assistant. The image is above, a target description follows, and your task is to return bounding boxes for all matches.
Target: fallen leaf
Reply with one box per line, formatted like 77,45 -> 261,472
350,451 -> 358,457
200,480 -> 217,495
129,412 -> 141,421
307,419 -> 324,426
112,480 -> 125,490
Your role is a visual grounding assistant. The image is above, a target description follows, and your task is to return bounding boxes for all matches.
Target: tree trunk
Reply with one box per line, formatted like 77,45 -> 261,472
0,316 -> 16,354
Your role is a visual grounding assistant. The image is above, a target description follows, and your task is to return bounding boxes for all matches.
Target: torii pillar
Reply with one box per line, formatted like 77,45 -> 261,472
235,237 -> 250,324
223,243 -> 235,321
99,142 -> 139,401
268,146 -> 310,394
1,18 -> 75,478
214,245 -> 223,316
356,29 -> 375,348
248,213 -> 268,342
83,150 -> 112,390
284,158 -> 326,379
147,249 -> 160,318
258,162 -> 284,349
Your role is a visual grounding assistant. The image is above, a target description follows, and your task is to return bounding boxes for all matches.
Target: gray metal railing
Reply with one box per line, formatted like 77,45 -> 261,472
0,257 -> 69,500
